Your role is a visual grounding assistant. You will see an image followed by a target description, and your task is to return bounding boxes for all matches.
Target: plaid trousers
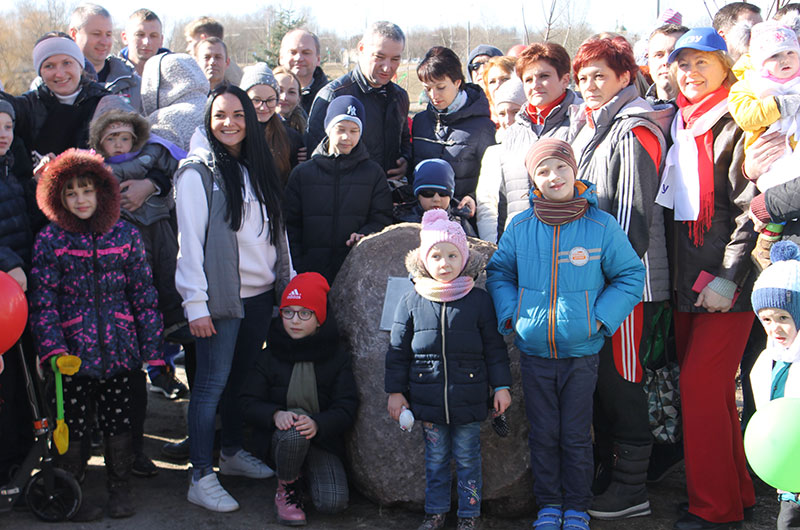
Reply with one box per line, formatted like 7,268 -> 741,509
271,426 -> 349,513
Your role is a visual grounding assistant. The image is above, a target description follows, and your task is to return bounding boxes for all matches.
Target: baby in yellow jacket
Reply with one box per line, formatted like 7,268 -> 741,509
729,21 -> 800,269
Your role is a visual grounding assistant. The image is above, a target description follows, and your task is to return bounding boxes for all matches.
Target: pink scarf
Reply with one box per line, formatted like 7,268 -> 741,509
414,276 -> 475,303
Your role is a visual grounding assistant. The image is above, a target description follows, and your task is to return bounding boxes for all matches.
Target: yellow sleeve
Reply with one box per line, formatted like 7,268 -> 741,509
728,78 -> 781,132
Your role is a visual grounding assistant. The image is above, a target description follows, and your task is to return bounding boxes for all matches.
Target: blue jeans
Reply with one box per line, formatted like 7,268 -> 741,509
422,421 -> 482,518
520,354 -> 598,512
188,290 -> 273,475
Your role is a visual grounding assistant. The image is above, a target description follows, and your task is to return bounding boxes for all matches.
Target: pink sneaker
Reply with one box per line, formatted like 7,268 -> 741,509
275,479 -> 306,526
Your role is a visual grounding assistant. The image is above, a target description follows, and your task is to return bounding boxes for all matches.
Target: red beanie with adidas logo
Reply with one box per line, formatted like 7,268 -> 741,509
280,272 -> 330,324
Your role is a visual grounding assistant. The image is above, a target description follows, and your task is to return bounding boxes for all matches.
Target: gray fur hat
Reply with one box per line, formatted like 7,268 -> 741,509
239,63 -> 279,95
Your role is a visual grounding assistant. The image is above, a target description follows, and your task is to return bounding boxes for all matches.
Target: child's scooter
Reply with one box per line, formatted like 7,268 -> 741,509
0,271 -> 81,521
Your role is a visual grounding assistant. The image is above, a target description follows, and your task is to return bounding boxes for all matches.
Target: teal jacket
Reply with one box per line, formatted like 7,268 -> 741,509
486,181 -> 645,359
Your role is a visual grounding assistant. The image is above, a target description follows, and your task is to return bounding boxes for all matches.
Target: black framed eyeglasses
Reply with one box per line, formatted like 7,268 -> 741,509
280,308 -> 314,321
418,189 -> 451,199
251,97 -> 278,108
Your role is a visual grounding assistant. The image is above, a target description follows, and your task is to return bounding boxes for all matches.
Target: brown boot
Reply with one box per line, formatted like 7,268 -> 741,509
752,226 -> 783,272
105,434 -> 135,519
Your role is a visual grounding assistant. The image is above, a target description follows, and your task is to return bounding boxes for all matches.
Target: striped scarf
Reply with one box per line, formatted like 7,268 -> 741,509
531,182 -> 590,225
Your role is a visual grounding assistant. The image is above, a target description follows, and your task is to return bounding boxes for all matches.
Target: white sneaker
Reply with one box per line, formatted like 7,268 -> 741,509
219,449 -> 275,479
187,473 -> 240,512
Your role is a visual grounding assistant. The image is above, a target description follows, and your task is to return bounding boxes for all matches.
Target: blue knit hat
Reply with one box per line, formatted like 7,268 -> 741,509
413,159 -> 455,197
324,96 -> 365,133
752,241 -> 800,327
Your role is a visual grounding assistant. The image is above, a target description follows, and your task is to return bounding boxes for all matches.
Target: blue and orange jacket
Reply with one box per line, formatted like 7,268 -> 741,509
485,181 -> 644,359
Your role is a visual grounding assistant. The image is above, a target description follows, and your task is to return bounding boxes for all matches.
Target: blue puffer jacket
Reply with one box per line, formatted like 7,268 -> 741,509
486,181 -> 645,359
385,250 -> 511,425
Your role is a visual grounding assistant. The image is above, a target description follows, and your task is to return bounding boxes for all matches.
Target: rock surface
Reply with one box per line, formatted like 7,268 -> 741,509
330,223 -> 535,516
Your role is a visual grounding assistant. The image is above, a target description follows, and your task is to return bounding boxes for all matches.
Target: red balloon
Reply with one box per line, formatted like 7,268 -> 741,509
0,271 -> 27,355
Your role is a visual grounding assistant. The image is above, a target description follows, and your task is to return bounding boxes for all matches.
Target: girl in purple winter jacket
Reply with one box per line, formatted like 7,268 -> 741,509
29,149 -> 163,520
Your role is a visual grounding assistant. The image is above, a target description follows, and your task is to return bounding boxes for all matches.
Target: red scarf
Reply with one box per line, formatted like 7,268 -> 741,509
676,85 -> 729,246
526,92 -> 567,125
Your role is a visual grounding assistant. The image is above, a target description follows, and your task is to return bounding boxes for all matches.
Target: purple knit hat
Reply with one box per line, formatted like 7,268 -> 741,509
419,209 -> 469,272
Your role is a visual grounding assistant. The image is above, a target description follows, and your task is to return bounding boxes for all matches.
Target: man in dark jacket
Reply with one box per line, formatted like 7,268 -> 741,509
280,29 -> 329,114
68,3 -> 143,113
306,21 -> 411,182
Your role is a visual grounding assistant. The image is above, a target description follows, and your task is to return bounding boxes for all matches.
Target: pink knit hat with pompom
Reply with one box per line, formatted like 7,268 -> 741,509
418,209 -> 469,272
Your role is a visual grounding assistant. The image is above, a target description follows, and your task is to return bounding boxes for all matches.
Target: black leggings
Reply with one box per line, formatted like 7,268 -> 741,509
53,371 -> 133,439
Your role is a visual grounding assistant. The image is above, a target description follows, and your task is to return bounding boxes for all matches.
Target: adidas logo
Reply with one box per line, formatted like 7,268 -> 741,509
286,289 -> 302,299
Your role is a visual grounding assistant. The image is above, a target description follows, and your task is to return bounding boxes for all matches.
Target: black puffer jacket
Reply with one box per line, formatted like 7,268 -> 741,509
0,153 -> 40,273
240,313 -> 358,460
666,115 -> 758,313
2,80 -> 108,158
385,249 -> 511,426
285,140 -> 393,283
411,84 -> 496,201
306,67 -> 411,175
752,176 -> 800,246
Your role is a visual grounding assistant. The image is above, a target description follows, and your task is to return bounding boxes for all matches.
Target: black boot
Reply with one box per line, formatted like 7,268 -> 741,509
56,441 -> 104,521
588,442 -> 652,520
105,434 -> 135,519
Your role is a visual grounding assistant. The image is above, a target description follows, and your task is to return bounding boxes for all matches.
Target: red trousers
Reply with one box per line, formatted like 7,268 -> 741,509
674,311 -> 755,523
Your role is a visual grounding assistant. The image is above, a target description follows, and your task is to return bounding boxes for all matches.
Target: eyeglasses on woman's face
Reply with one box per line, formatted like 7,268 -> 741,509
250,96 -> 278,108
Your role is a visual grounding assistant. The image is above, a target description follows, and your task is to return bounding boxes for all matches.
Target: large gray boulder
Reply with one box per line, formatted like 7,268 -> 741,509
330,223 -> 535,516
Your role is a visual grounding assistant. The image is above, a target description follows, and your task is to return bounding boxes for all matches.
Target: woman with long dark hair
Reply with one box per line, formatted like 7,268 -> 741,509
174,84 -> 293,512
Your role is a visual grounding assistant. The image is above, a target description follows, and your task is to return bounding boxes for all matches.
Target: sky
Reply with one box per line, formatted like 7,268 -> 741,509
9,0 -> 776,41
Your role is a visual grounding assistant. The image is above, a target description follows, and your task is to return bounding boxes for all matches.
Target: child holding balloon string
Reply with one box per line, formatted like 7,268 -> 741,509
750,240 -> 800,530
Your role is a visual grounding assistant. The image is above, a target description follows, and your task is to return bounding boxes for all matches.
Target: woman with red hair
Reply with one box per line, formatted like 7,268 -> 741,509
567,35 -> 672,522
657,28 -> 757,530
475,42 -> 580,242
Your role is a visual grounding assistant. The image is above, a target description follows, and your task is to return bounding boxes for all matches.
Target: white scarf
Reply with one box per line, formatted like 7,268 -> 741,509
655,99 -> 729,220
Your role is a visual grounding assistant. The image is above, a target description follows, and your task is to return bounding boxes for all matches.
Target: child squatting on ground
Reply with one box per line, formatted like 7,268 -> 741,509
729,21 -> 800,268
385,208 -> 512,530
485,139 -> 645,530
28,149 -> 164,521
240,272 -> 358,526
750,240 -> 800,530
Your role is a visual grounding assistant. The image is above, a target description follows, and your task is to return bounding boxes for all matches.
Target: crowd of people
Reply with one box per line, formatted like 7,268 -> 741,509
1,2 -> 800,530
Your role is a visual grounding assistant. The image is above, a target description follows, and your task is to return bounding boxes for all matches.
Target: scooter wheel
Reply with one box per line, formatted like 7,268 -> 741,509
25,468 -> 81,522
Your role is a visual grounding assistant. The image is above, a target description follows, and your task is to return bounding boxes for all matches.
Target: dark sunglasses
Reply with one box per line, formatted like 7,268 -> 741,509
468,61 -> 487,72
418,189 -> 451,199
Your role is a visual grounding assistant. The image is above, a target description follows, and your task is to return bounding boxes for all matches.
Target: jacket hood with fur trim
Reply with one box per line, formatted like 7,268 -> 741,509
405,246 -> 485,280
36,149 -> 120,234
89,108 -> 151,154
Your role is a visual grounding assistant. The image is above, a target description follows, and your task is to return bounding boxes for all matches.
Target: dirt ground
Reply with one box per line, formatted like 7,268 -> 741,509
4,365 -> 778,530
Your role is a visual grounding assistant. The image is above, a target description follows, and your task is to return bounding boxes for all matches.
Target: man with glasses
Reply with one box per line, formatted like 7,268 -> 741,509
467,45 -> 503,89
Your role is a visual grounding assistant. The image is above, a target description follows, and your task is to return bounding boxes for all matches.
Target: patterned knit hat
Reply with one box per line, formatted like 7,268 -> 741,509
658,8 -> 682,25
418,209 -> 469,272
324,95 -> 365,133
525,138 -> 578,184
280,272 -> 330,324
749,21 -> 800,73
752,241 -> 800,327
